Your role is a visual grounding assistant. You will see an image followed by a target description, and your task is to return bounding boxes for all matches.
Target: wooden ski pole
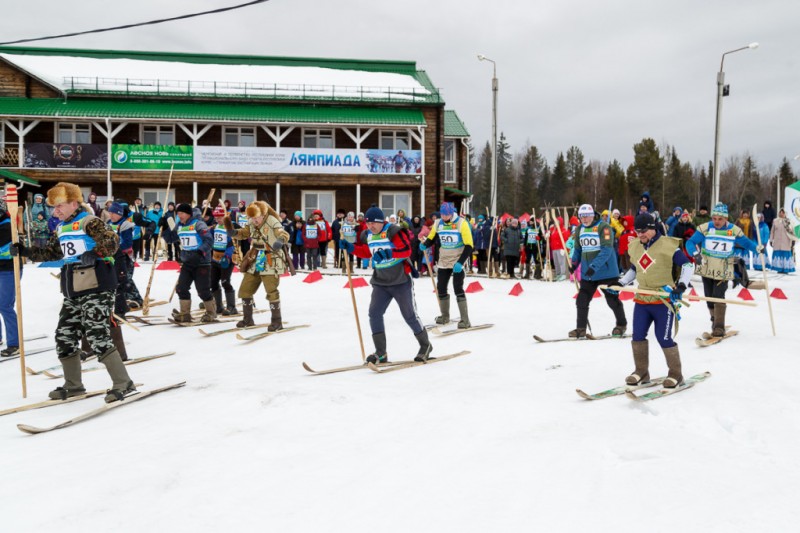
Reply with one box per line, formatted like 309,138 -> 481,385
485,207 -> 497,277
531,208 -> 545,277
551,209 -> 579,291
752,203 -> 776,335
113,313 -> 141,332
142,164 -> 173,316
425,247 -> 438,295
341,232 -> 366,361
543,209 -> 553,281
598,285 -> 757,307
5,184 -> 27,398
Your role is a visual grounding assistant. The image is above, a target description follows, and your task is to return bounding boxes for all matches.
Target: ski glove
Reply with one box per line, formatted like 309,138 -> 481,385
669,282 -> 686,305
271,240 -> 284,252
220,256 -> 230,269
419,241 -> 428,252
372,248 -> 393,262
756,244 -> 765,254
452,261 -> 464,274
693,252 -> 703,266
584,266 -> 596,277
9,242 -> 27,257
340,240 -> 355,254
79,251 -> 97,267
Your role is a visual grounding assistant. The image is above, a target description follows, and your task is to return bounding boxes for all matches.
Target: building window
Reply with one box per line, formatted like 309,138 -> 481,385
142,125 -> 175,145
222,189 -> 257,207
302,129 -> 334,148
380,130 -> 410,150
223,127 -> 256,147
56,123 -> 91,144
139,188 -> 176,208
302,190 -> 335,221
444,140 -> 456,184
379,192 -> 411,218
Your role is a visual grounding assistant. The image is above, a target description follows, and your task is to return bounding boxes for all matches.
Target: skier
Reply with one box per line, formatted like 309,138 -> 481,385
10,182 -> 134,402
224,201 -> 289,331
569,204 -> 627,338
339,205 -> 432,363
617,213 -> 694,388
210,206 -> 238,316
419,202 -> 474,329
0,196 -> 21,357
171,203 -> 216,323
340,211 -> 358,274
685,203 -> 762,337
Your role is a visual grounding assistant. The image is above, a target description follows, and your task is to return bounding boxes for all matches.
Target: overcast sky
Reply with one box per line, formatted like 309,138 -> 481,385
2,0 -> 798,172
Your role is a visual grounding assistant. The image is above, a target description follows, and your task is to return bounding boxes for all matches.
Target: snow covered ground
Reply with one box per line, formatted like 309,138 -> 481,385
1,263 -> 799,532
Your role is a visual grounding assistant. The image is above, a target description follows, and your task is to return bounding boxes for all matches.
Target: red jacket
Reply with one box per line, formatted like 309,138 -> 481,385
352,223 -> 413,274
548,219 -> 569,251
302,222 -> 320,249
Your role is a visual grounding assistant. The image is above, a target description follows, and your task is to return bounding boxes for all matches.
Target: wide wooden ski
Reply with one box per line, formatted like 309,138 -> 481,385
695,331 -> 738,347
0,383 -> 144,417
38,352 -> 177,378
302,360 -> 409,375
430,324 -> 494,336
625,372 -> 712,401
576,377 -> 666,401
17,382 -> 186,434
235,324 -> 310,342
367,350 -> 471,373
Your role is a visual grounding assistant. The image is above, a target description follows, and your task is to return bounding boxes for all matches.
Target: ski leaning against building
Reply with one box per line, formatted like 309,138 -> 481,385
419,202 -> 473,328
10,182 -> 135,403
339,205 -> 432,363
618,213 -> 694,388
172,203 -> 215,323
225,201 -> 289,331
685,203 -> 762,337
569,204 -> 627,338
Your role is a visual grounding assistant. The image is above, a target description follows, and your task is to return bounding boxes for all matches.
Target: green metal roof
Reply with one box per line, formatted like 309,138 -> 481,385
0,98 -> 427,126
444,110 -> 470,137
444,186 -> 472,197
0,169 -> 40,186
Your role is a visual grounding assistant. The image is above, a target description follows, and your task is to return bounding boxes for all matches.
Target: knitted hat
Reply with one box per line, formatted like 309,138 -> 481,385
176,203 -> 193,216
440,202 -> 456,217
294,210 -> 302,218
711,203 -> 728,217
108,202 -> 125,216
634,213 -> 656,231
364,205 -> 385,223
477,214 -> 485,221
212,206 -> 226,217
578,204 -> 595,218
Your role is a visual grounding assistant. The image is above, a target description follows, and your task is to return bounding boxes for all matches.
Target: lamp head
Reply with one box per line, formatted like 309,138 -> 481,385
748,42 -> 759,49
477,54 -> 486,61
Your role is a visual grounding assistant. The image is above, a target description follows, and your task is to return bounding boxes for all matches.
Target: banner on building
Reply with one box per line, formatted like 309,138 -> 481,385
24,143 -> 107,168
194,146 -> 421,174
111,144 -> 193,170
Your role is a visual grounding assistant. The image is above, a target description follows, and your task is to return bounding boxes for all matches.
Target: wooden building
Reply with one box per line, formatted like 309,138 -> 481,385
0,46 -> 471,219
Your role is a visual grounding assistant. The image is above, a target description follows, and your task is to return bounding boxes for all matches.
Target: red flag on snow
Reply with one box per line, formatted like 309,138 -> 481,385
156,260 -> 180,270
509,282 -> 523,296
465,281 -> 484,293
303,270 -> 322,283
770,288 -> 788,300
737,288 -> 754,301
687,287 -> 699,301
343,277 -> 368,289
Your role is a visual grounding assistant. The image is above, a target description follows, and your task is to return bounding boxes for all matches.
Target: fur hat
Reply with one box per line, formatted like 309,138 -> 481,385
246,200 -> 280,221
46,182 -> 83,207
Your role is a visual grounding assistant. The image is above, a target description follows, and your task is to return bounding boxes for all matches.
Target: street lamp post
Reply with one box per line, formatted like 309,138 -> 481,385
477,54 -> 498,219
712,42 -> 758,207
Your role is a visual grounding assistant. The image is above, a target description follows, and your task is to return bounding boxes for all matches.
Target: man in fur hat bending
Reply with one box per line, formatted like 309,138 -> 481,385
225,200 -> 290,330
10,182 -> 135,403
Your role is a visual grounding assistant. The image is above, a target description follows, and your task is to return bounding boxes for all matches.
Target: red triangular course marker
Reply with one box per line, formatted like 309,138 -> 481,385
465,281 -> 484,293
343,277 -> 368,289
619,291 -> 635,301
281,271 -> 291,277
303,270 -> 323,283
156,260 -> 180,270
508,282 -> 523,296
737,288 -> 754,301
770,288 -> 787,300
593,289 -> 602,298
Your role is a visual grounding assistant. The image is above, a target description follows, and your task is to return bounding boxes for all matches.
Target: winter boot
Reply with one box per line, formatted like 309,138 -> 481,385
99,348 -> 136,403
213,289 -> 223,315
568,328 -> 587,339
366,332 -> 388,364
435,295 -> 451,325
661,345 -> 684,388
48,351 -> 86,400
222,289 -> 238,316
267,300 -> 283,332
414,329 -> 433,362
625,340 -> 650,385
172,299 -> 193,323
200,298 -> 218,323
612,324 -> 627,337
0,346 -> 19,358
237,298 -> 255,328
478,260 -> 487,275
456,296 -> 471,329
109,325 -> 128,362
712,304 -> 727,337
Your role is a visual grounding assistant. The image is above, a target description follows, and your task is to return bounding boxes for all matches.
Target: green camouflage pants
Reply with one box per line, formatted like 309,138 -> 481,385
55,290 -> 116,359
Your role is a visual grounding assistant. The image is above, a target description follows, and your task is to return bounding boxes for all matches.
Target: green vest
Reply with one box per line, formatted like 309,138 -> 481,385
628,236 -> 680,304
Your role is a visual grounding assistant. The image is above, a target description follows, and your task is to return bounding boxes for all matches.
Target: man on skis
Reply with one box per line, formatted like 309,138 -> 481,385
210,206 -> 238,316
172,203 -> 215,323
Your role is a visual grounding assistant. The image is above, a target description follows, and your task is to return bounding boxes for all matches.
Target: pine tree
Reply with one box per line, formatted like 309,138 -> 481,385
518,145 -> 543,213
550,152 -> 568,206
627,138 -> 664,212
496,132 -> 514,213
778,157 -> 796,184
605,160 -> 626,212
565,146 -> 586,204
472,141 -> 492,214
538,163 -> 552,207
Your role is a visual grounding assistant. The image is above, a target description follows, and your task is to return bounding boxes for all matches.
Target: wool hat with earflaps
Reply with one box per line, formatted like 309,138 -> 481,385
46,182 -> 83,207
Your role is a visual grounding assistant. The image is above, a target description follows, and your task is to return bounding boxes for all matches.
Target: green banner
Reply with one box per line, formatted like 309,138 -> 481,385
111,144 -> 193,170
